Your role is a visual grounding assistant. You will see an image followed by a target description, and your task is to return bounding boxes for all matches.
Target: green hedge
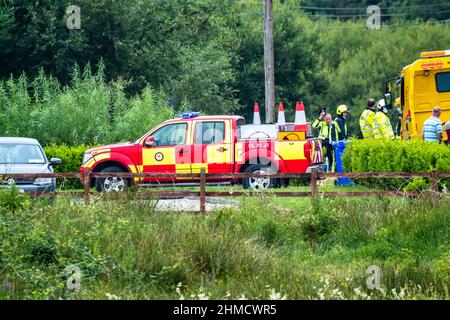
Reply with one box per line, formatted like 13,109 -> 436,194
343,140 -> 450,190
44,144 -> 91,189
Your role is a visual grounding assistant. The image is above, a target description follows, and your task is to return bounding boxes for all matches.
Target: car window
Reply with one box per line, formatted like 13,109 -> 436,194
195,122 -> 225,145
0,143 -> 46,164
151,123 -> 187,146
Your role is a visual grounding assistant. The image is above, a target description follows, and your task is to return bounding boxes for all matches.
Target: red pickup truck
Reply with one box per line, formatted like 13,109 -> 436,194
80,113 -> 324,191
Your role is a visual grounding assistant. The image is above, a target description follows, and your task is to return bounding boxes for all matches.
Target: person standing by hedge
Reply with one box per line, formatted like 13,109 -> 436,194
359,98 -> 376,139
422,106 -> 443,143
446,121 -> 450,145
373,99 -> 395,140
313,113 -> 335,172
332,104 -> 349,141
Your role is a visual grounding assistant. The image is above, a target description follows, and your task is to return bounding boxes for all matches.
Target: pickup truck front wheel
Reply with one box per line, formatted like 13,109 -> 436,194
95,166 -> 130,192
242,164 -> 277,190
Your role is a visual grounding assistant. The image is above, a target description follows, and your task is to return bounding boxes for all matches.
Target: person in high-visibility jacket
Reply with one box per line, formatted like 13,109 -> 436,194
313,113 -> 336,172
359,98 -> 376,139
373,99 -> 395,140
331,104 -> 349,142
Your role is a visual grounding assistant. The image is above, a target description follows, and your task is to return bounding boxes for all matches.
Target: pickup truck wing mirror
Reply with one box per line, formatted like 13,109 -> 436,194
144,136 -> 155,147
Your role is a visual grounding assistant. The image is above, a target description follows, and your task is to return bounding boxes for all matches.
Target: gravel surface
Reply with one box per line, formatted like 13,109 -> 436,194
154,197 -> 239,212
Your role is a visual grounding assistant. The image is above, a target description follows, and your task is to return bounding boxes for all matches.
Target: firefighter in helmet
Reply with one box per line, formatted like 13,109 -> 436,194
373,99 -> 395,140
331,104 -> 349,142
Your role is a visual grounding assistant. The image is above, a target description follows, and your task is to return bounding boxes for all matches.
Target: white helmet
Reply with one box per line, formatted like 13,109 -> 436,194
377,99 -> 387,113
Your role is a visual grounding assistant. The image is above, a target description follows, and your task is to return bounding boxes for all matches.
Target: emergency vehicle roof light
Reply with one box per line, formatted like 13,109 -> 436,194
420,50 -> 450,58
179,111 -> 200,119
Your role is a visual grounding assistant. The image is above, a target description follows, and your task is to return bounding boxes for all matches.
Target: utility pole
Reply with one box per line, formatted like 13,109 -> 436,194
263,0 -> 275,123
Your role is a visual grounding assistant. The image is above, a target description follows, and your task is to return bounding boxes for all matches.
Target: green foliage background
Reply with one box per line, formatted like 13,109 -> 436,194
1,0 -> 450,141
0,63 -> 178,146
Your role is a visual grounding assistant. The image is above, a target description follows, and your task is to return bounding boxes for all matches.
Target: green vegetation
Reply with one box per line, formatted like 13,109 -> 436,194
1,0 -> 449,301
0,188 -> 448,299
2,1 -> 450,140
343,139 -> 450,189
0,64 -> 177,146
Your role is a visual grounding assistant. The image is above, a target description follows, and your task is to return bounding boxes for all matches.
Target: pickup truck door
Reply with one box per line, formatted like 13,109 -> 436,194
191,120 -> 233,175
141,122 -> 191,182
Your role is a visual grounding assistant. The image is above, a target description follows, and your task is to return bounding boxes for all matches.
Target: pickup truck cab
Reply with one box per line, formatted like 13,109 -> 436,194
80,114 -> 324,191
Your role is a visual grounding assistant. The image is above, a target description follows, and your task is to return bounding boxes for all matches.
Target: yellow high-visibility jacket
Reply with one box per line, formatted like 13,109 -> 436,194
312,119 -> 336,145
359,109 -> 375,139
373,112 -> 395,140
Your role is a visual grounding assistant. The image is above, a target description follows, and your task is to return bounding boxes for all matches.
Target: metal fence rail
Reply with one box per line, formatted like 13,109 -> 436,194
1,169 -> 448,213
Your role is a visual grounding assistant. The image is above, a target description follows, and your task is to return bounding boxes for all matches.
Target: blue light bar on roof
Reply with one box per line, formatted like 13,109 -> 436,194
179,111 -> 200,119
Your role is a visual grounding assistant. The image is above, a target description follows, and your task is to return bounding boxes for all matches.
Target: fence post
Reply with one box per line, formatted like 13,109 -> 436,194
311,168 -> 318,198
84,171 -> 90,206
430,169 -> 438,205
200,168 -> 206,214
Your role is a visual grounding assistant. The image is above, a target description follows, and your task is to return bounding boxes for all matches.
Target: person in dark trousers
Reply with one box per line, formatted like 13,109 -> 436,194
332,104 -> 349,141
313,113 -> 336,172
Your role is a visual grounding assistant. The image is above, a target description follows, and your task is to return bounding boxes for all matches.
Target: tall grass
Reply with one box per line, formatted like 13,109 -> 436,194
0,189 -> 448,300
0,62 -> 177,146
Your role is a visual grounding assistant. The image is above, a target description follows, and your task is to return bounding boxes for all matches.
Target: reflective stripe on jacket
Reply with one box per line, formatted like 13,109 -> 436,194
359,109 -> 375,139
373,112 -> 394,140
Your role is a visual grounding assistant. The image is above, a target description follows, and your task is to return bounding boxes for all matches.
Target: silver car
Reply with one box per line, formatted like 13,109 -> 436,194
0,137 -> 61,194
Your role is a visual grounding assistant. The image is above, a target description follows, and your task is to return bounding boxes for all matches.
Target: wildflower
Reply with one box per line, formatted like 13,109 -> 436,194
176,282 -> 185,300
197,287 -> 210,300
238,293 -> 247,300
353,287 -> 369,300
331,288 -> 345,300
268,289 -> 287,300
317,288 -> 325,300
105,293 -> 120,300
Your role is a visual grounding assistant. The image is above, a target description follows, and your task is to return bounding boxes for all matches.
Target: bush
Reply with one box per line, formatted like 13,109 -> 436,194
44,144 -> 91,189
0,187 -> 31,211
343,139 -> 450,189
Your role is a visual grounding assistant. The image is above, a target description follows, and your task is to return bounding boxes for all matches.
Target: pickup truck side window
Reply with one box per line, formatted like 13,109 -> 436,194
195,122 -> 225,145
152,123 -> 187,146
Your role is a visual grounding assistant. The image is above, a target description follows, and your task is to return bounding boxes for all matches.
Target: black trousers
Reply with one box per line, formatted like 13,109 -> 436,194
322,141 -> 335,172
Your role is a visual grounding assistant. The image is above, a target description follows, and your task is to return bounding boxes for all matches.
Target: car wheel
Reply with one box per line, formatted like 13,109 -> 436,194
242,164 -> 278,190
95,166 -> 129,193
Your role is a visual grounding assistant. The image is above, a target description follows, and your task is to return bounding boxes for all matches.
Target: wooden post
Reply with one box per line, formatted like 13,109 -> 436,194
311,168 -> 318,198
264,0 -> 275,123
200,168 -> 206,214
83,171 -> 90,206
430,169 -> 438,205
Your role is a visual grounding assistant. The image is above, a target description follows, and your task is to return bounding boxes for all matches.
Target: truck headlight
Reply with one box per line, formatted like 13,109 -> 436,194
82,153 -> 93,164
34,178 -> 52,185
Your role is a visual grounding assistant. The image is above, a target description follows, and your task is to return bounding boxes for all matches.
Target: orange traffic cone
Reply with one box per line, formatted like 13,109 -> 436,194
277,102 -> 286,125
253,101 -> 261,125
294,101 -> 308,131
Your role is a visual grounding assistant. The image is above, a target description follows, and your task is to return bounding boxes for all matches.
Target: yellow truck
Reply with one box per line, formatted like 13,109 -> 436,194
385,50 -> 450,142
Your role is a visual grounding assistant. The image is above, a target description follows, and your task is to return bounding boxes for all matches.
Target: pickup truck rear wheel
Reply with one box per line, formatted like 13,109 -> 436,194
242,164 -> 278,190
95,166 -> 129,193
